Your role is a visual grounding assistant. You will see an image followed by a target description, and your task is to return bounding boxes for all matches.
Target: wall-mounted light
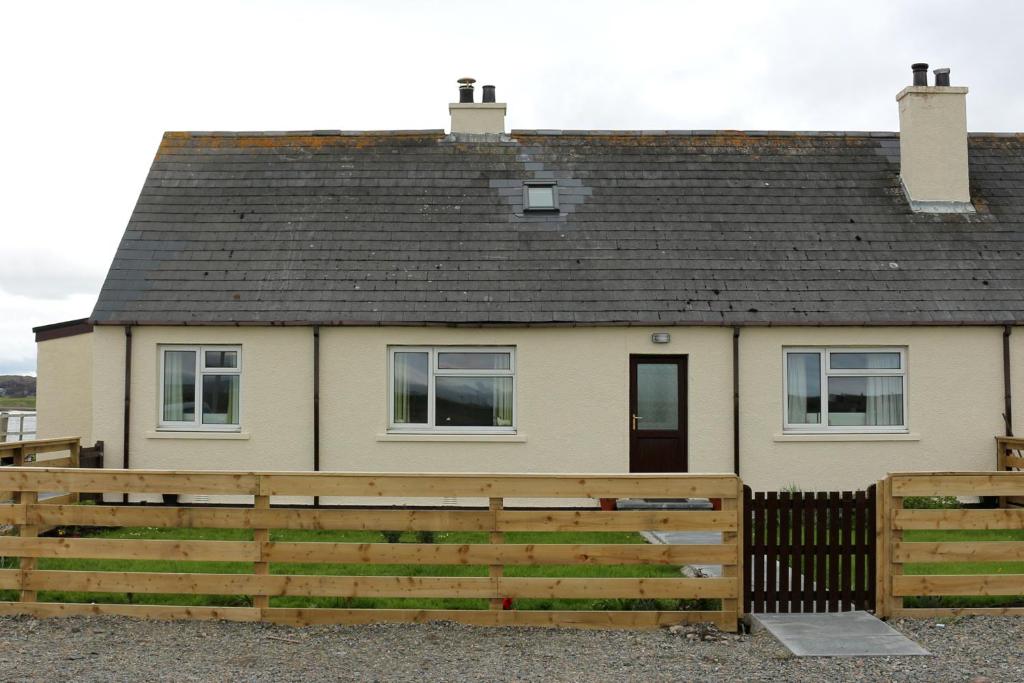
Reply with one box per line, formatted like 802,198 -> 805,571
651,332 -> 671,344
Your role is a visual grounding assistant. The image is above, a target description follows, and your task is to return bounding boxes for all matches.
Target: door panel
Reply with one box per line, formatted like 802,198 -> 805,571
629,355 -> 687,473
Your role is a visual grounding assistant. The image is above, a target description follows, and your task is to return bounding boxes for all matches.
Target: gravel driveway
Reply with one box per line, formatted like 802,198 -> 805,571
0,615 -> 1020,682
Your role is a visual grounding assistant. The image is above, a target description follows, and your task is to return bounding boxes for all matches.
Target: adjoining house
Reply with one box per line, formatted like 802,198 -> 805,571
35,64 -> 1024,502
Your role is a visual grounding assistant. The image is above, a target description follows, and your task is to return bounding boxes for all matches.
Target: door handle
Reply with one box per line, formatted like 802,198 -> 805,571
631,414 -> 643,430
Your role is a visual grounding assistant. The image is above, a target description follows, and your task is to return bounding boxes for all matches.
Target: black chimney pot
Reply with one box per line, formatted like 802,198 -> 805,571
482,85 -> 496,103
933,68 -> 951,87
912,63 -> 929,86
458,77 -> 476,103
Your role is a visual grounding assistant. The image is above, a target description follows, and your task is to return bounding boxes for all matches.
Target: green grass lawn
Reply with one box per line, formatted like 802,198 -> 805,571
902,528 -> 1024,609
0,526 -> 710,611
0,396 -> 35,410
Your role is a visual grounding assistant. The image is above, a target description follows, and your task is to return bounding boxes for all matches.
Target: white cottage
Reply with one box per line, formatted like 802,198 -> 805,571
35,66 -> 1023,500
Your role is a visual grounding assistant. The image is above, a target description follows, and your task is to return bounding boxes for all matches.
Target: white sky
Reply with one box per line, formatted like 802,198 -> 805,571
1,0 -> 1022,374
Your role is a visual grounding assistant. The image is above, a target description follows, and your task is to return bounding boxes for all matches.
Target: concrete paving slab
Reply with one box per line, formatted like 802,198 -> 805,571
749,611 -> 930,657
643,530 -> 723,576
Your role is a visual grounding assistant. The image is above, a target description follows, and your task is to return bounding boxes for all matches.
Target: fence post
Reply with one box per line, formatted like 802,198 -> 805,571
69,438 -> 81,504
874,478 -> 886,618
489,497 -> 504,611
721,480 -> 740,626
0,413 -> 8,442
17,449 -> 38,604
733,478 -> 744,621
887,477 -> 903,619
253,493 -> 270,616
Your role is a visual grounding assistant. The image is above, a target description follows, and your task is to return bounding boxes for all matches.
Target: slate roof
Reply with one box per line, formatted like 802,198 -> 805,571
90,129 -> 1024,326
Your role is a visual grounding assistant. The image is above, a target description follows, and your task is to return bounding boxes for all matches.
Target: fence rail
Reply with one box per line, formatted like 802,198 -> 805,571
0,411 -> 36,442
878,471 -> 1024,619
0,466 -> 743,630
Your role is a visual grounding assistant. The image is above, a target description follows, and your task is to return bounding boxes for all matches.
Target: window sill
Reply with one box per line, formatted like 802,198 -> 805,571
146,431 -> 250,440
773,432 -> 920,443
376,433 -> 527,443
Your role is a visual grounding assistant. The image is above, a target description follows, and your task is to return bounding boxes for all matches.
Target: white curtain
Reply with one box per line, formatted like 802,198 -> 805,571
866,376 -> 903,426
393,354 -> 412,423
163,351 -> 192,421
787,353 -> 819,424
492,377 -> 513,426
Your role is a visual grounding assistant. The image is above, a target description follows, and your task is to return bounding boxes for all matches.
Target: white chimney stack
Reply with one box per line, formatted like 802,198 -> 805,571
449,77 -> 506,135
896,63 -> 973,213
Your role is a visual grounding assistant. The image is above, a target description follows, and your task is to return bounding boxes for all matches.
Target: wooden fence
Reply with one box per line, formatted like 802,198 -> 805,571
0,438 -> 82,507
877,471 -> 1024,619
0,467 -> 743,630
996,437 -> 1024,507
743,486 -> 875,614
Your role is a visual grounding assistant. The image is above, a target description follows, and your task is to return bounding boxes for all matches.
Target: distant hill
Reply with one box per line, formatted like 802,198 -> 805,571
0,375 -> 36,398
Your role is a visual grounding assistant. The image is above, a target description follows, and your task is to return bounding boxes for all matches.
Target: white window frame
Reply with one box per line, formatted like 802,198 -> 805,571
387,346 -> 516,434
158,344 -> 242,432
783,346 -> 908,434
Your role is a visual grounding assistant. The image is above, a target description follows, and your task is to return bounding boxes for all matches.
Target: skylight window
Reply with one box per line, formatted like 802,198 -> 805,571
523,182 -> 558,211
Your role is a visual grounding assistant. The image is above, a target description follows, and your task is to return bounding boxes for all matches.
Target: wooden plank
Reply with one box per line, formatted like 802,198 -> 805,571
0,469 -> 260,495
0,438 -> 80,454
741,486 -> 752,614
890,488 -> 904,616
892,541 -> 1024,563
264,542 -> 738,566
499,577 -> 736,600
489,497 -> 504,610
752,491 -> 765,613
252,494 -> 270,611
18,489 -> 37,603
894,508 -> 1024,530
37,493 -> 75,506
259,472 -> 741,499
802,492 -> 816,613
496,510 -> 736,532
765,492 -> 777,613
790,490 -> 804,613
261,608 -> 738,632
816,492 -> 829,613
1004,455 -> 1024,469
874,480 -> 887,618
853,489 -> 867,611
723,480 -> 741,622
0,601 -> 260,622
22,571 -> 497,598
893,574 -> 1024,597
890,473 -> 1024,497
0,537 -> 259,562
777,491 -> 791,614
0,569 -> 20,590
823,491 -> 839,614
21,457 -> 72,468
15,505 -> 495,531
839,492 -> 853,611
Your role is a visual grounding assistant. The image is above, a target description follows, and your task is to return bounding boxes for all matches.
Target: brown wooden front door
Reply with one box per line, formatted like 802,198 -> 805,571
629,355 -> 687,473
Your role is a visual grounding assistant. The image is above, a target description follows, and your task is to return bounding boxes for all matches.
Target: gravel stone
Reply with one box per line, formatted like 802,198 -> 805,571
0,615 -> 1021,682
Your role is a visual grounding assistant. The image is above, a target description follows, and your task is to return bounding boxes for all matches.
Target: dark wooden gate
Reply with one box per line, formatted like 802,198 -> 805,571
743,485 -> 876,614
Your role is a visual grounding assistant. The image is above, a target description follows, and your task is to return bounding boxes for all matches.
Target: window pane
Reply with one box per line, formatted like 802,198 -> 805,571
205,350 -> 238,369
828,376 -> 903,427
393,352 -> 429,424
830,352 -> 900,370
202,375 -> 240,425
636,363 -> 678,430
527,185 -> 555,209
787,353 -> 821,424
163,351 -> 196,422
435,376 -> 513,427
437,352 -> 511,370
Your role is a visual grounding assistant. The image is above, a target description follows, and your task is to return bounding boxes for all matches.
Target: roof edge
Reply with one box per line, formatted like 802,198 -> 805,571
89,319 -> 1024,329
34,318 -> 94,342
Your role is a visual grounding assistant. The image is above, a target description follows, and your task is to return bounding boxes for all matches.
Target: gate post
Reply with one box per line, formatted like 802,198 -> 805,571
874,477 -> 891,619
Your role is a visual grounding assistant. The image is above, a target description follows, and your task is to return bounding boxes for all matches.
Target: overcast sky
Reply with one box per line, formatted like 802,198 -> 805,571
1,0 -> 1022,374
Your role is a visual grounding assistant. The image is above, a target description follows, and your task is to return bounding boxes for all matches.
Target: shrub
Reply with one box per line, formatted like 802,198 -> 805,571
902,496 -> 960,510
381,530 -> 402,543
414,530 -> 436,544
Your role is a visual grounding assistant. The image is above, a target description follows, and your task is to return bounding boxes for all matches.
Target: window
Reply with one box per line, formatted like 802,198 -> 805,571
523,182 -> 558,211
160,345 -> 241,430
389,347 -> 515,433
784,348 -> 906,433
